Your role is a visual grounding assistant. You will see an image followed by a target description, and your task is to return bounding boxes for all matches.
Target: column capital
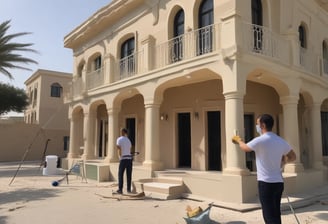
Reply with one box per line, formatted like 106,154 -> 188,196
280,95 -> 299,105
223,91 -> 245,100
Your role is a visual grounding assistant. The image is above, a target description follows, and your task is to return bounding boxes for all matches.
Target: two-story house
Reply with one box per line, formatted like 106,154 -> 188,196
63,0 -> 328,203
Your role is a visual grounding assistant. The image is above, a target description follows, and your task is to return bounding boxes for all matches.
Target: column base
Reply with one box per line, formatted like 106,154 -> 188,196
142,160 -> 163,171
284,162 -> 304,173
223,167 -> 250,176
66,152 -> 80,159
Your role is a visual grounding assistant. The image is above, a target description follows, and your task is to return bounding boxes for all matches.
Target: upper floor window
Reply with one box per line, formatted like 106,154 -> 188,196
298,25 -> 306,48
174,9 -> 184,37
252,0 -> 263,51
323,41 -> 328,73
121,38 -> 135,58
94,56 -> 102,71
172,9 -> 185,62
199,0 -> 213,28
252,0 -> 263,26
50,83 -> 62,98
120,37 -> 135,77
198,0 -> 213,55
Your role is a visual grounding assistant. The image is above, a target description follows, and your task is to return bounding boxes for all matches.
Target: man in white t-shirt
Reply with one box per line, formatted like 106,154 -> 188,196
116,128 -> 132,194
233,114 -> 296,224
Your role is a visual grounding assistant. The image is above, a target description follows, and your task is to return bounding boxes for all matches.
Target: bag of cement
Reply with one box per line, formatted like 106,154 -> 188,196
184,205 -> 212,224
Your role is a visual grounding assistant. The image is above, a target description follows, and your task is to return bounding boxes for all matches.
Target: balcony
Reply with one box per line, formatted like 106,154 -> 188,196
242,23 -> 290,65
66,22 -> 324,100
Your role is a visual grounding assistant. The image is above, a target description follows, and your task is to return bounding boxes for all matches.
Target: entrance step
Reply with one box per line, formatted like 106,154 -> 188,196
134,177 -> 186,200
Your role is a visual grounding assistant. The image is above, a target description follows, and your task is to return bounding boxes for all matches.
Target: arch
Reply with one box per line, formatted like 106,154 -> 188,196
87,52 -> 102,72
167,5 -> 184,39
298,22 -> 308,49
247,69 -> 290,97
77,59 -> 86,77
117,33 -> 135,58
112,88 -> 141,108
154,67 -> 221,100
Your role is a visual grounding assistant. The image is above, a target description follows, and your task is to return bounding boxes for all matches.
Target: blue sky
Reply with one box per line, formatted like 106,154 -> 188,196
0,0 -> 111,89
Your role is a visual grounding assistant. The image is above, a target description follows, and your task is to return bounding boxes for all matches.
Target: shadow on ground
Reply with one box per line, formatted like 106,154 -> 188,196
0,187 -> 62,205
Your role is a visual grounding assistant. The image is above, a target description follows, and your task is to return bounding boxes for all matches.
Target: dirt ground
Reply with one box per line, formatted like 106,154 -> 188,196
0,162 -> 327,224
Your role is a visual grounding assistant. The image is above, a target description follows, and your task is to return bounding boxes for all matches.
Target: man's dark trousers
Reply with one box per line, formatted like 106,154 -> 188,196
118,158 -> 133,192
258,181 -> 284,224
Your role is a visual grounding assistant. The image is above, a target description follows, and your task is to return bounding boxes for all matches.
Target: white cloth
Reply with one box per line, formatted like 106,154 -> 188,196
247,132 -> 291,183
116,136 -> 132,160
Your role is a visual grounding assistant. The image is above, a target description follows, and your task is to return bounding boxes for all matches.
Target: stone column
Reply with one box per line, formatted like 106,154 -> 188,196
67,116 -> 79,158
143,101 -> 162,170
82,111 -> 96,160
104,107 -> 119,163
223,92 -> 249,175
280,96 -> 304,172
309,103 -> 323,169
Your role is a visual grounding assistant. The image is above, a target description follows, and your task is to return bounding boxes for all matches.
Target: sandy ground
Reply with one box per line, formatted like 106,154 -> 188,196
0,162 -> 327,224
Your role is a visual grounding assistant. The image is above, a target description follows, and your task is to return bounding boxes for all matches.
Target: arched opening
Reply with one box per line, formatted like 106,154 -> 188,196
198,0 -> 213,55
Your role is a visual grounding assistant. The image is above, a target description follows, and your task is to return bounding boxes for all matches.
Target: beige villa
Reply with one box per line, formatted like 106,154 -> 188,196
63,0 -> 328,203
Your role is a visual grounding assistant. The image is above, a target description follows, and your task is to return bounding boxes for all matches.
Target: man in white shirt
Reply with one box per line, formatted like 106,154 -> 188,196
116,128 -> 132,194
233,114 -> 296,224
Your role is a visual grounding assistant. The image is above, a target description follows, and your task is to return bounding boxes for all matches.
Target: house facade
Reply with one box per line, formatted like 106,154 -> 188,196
63,0 -> 328,203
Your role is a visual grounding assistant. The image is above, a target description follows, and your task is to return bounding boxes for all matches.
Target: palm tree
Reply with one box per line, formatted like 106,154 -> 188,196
0,20 -> 38,80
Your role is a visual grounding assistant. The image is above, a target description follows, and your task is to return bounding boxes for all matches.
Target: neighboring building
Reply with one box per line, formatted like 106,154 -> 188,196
63,0 -> 328,203
0,69 -> 72,162
24,69 -> 71,130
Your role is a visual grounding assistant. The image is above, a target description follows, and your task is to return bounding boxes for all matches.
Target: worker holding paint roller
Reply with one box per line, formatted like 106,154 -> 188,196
232,114 -> 296,224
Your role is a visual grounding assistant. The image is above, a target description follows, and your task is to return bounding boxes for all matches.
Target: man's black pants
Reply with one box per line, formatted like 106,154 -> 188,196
258,181 -> 284,224
118,159 -> 133,192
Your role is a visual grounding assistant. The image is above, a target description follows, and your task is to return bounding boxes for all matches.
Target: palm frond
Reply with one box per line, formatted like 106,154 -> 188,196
0,20 -> 38,79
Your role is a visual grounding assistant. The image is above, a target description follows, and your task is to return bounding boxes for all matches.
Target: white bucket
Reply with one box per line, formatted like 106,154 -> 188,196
42,155 -> 58,175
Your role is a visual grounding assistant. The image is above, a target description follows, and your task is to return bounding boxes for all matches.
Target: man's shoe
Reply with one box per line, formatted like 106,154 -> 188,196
115,190 -> 123,194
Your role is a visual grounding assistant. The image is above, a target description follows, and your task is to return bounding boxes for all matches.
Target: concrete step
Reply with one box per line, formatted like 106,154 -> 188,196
134,177 -> 186,200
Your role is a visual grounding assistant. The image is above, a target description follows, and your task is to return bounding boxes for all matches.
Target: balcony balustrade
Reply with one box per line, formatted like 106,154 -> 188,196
86,68 -> 104,90
66,22 -> 324,99
242,22 -> 290,65
155,24 -> 218,69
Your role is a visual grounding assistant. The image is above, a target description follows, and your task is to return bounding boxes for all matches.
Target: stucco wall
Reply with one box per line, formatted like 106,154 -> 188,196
0,123 -> 69,162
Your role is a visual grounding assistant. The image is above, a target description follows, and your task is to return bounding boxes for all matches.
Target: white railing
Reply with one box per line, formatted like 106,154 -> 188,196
86,68 -> 104,90
300,47 -> 319,74
242,23 -> 290,65
155,24 -> 218,69
114,50 -> 144,81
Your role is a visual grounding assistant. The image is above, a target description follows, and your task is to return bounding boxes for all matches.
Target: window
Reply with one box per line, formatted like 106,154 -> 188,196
50,83 -> 62,98
322,112 -> 328,156
78,63 -> 84,77
198,0 -> 214,55
298,25 -> 306,48
172,9 -> 185,62
120,37 -> 135,77
323,41 -> 328,74
63,136 -> 70,151
94,56 -> 101,71
251,0 -> 263,51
